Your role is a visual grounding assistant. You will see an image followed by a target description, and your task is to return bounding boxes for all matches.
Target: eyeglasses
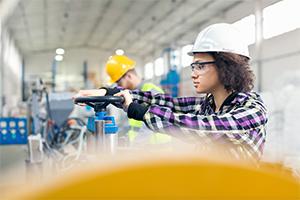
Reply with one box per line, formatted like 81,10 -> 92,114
190,61 -> 215,73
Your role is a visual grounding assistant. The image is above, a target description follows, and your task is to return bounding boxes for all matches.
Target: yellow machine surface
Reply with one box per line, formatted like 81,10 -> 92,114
13,154 -> 300,200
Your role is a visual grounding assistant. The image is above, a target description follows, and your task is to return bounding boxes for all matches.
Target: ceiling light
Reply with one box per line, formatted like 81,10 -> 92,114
115,49 -> 124,55
55,55 -> 64,61
56,48 -> 65,55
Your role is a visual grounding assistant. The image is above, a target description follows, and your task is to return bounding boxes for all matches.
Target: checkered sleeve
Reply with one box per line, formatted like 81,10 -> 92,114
143,101 -> 267,133
131,90 -> 206,113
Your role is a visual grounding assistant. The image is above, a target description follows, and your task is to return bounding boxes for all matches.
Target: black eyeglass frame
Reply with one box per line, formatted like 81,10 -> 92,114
190,61 -> 215,71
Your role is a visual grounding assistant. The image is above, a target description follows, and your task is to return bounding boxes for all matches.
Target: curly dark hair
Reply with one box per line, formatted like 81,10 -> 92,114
211,52 -> 255,92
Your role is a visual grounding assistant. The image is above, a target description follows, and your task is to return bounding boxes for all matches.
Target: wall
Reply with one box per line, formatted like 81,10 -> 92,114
250,28 -> 300,92
25,48 -> 144,90
0,27 -> 22,115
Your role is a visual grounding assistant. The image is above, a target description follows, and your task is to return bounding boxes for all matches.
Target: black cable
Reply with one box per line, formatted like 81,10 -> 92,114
44,89 -> 53,121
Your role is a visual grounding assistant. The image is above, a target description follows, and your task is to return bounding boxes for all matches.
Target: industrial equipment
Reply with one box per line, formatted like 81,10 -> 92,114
74,95 -> 124,154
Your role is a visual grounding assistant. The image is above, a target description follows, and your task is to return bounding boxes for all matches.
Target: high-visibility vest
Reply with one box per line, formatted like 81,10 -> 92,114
128,83 -> 171,144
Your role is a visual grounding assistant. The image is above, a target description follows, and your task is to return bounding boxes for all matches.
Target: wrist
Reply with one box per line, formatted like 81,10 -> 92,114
99,87 -> 121,96
127,102 -> 148,120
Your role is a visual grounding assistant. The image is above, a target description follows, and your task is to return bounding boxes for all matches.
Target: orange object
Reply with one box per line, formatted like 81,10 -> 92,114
67,119 -> 76,126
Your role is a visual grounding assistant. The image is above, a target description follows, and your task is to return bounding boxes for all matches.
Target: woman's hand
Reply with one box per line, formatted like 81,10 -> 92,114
114,90 -> 133,111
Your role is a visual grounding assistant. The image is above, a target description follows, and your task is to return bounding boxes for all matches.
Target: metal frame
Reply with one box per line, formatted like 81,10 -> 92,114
255,0 -> 263,92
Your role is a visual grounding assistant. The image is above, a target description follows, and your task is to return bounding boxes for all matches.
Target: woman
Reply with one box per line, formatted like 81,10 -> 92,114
76,23 -> 267,160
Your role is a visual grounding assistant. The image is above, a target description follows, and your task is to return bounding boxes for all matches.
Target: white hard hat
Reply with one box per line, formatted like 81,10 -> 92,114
188,23 -> 250,58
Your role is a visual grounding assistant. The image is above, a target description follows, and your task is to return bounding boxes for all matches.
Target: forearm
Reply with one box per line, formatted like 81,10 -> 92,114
102,87 -> 205,113
131,90 -> 205,113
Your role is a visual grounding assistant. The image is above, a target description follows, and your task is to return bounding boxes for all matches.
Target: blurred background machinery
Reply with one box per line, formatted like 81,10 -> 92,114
1,0 -> 300,197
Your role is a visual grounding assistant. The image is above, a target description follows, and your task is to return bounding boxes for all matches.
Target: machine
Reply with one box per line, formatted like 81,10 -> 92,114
74,95 -> 124,155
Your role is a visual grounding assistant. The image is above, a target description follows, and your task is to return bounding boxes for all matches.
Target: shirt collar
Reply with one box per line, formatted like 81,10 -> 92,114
206,92 -> 238,111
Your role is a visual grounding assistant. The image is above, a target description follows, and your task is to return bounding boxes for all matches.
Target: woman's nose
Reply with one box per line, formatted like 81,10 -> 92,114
191,70 -> 197,79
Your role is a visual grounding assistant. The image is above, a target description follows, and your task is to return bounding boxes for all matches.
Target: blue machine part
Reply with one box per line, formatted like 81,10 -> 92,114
160,69 -> 180,97
0,118 -> 28,145
85,105 -> 93,111
87,112 -> 118,134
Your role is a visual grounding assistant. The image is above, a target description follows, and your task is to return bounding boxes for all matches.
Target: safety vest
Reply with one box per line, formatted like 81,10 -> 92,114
128,83 -> 171,144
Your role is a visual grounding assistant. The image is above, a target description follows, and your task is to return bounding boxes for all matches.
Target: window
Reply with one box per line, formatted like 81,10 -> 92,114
144,62 -> 154,80
171,49 -> 180,69
154,57 -> 164,76
263,0 -> 300,39
232,15 -> 255,45
181,45 -> 193,67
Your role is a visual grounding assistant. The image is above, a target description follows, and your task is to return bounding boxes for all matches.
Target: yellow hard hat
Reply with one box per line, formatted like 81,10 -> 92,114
105,55 -> 136,83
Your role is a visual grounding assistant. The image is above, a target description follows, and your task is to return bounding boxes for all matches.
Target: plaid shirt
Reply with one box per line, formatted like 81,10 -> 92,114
131,90 -> 268,160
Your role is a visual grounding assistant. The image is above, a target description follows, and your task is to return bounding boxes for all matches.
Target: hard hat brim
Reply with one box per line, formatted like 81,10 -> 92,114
187,50 -> 250,59
187,51 -> 194,56
108,78 -> 115,84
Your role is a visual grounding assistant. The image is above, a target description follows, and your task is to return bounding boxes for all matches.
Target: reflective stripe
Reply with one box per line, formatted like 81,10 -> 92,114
129,83 -> 164,129
141,83 -> 164,93
129,118 -> 143,128
128,82 -> 171,144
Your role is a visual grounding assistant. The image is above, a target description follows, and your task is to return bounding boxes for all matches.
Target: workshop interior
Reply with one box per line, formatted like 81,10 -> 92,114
1,0 -> 300,199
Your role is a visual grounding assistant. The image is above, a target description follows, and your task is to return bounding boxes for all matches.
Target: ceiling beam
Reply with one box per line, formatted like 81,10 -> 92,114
173,1 -> 244,44
59,0 -> 72,47
0,0 -> 20,24
126,0 -> 187,53
96,0 -> 135,48
139,0 -> 244,58
43,0 -> 48,45
136,0 -> 215,55
19,1 -> 34,51
82,0 -> 112,46
23,44 -> 137,56
109,0 -> 159,49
